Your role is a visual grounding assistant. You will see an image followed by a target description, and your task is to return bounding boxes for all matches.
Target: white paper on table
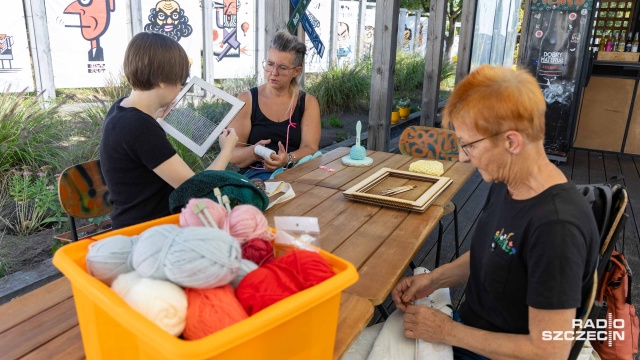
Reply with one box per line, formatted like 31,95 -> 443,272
264,181 -> 295,210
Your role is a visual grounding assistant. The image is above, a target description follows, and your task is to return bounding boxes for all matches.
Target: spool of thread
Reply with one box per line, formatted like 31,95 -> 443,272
223,205 -> 271,244
183,285 -> 248,340
253,145 -> 275,159
242,238 -> 275,266
230,259 -> 258,288
132,224 -> 242,289
179,198 -> 228,228
235,250 -> 335,315
111,272 -> 187,336
86,235 -> 139,286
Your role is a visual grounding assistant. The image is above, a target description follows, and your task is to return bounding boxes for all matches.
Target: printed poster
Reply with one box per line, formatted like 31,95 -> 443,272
211,0 -> 256,79
359,3 -> 375,60
304,0 -> 331,73
337,1 -> 358,66
0,0 -> 34,91
46,0 -> 129,88
402,14 -> 417,53
141,0 -> 203,80
416,17 -> 428,55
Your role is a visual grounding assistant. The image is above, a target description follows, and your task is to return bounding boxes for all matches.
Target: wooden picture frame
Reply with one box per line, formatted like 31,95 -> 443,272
342,168 -> 452,212
158,77 -> 245,157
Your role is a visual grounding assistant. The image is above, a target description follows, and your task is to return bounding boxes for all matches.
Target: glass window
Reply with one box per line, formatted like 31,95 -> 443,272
615,20 -> 623,27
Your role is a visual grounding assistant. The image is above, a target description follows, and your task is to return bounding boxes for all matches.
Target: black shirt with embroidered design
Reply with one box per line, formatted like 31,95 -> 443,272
458,181 -> 598,335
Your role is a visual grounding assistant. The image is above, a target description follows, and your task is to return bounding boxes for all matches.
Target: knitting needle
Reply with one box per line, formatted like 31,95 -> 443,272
381,185 -> 416,196
222,195 -> 232,212
191,201 -> 217,228
214,188 -> 223,205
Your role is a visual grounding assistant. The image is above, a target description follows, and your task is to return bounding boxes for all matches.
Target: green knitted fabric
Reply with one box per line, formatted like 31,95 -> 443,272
169,170 -> 269,213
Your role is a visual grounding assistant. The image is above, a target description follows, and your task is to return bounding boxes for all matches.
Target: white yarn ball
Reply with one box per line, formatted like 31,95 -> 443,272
86,235 -> 139,286
132,224 -> 242,288
111,272 -> 187,336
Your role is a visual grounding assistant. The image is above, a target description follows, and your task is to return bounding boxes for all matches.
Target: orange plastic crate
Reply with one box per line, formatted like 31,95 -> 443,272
53,214 -> 358,359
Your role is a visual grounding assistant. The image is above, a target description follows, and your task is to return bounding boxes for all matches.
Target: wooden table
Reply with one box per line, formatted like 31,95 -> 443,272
0,148 -> 474,360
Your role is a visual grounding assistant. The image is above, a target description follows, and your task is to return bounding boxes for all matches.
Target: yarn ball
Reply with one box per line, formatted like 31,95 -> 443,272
349,145 -> 366,160
86,235 -> 139,286
132,224 -> 242,289
183,285 -> 248,340
230,259 -> 258,288
241,238 -> 275,266
223,205 -> 270,244
235,250 -> 335,315
179,198 -> 228,228
111,272 -> 187,336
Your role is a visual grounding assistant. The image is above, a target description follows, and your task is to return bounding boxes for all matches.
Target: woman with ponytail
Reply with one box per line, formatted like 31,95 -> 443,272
229,31 -> 321,181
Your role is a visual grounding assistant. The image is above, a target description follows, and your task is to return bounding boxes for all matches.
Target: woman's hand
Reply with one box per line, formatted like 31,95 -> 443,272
262,141 -> 288,171
403,304 -> 453,343
219,128 -> 238,151
155,99 -> 177,120
392,273 -> 438,312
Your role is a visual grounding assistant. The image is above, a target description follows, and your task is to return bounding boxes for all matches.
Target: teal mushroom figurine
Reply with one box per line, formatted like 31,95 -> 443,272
349,121 -> 366,160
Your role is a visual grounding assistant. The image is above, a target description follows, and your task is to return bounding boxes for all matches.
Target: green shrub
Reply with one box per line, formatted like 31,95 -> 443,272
328,116 -> 343,128
99,72 -> 132,102
306,61 -> 371,114
0,89 -> 70,172
63,97 -> 110,164
216,77 -> 257,97
394,52 -> 425,92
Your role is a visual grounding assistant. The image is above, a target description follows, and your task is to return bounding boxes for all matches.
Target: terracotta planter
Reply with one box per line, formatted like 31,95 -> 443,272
399,107 -> 410,119
391,111 -> 400,124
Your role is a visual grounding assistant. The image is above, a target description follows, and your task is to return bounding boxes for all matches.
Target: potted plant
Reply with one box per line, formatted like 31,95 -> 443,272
398,97 -> 411,120
391,101 -> 400,124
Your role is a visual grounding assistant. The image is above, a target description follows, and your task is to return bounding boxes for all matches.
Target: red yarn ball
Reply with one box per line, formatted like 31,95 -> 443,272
183,285 -> 248,340
241,238 -> 275,266
235,250 -> 334,316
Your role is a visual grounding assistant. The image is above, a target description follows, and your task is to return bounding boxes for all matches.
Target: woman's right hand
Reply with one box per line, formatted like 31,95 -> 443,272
392,273 -> 438,312
252,139 -> 272,161
219,128 -> 238,151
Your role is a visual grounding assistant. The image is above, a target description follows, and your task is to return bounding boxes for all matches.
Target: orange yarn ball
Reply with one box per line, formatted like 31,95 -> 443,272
235,250 -> 334,316
183,285 -> 248,340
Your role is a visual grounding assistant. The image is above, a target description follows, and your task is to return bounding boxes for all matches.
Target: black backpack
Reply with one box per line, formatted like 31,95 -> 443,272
576,176 -> 623,243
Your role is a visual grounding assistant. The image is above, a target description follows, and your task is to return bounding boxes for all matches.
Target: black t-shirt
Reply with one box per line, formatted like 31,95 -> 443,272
241,87 -> 306,172
99,98 -> 177,229
459,181 -> 598,334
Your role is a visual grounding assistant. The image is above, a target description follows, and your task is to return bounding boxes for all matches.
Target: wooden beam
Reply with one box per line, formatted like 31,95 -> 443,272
202,2 -> 214,84
264,0 -> 291,52
420,0 -> 447,127
455,0 -> 478,83
367,0 -> 400,152
24,0 -> 56,101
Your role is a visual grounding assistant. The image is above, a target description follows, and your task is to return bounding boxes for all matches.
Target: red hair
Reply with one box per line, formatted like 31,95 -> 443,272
442,65 -> 546,142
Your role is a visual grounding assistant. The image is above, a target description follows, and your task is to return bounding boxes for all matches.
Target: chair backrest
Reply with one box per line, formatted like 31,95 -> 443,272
598,187 -> 628,278
58,160 -> 112,219
398,126 -> 459,161
568,270 -> 602,360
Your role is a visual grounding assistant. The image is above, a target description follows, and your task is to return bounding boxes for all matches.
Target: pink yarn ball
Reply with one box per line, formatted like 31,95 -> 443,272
180,198 -> 227,229
223,205 -> 270,244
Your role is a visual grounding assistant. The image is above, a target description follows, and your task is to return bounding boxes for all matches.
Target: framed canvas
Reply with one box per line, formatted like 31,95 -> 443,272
158,77 -> 245,157
342,168 -> 452,212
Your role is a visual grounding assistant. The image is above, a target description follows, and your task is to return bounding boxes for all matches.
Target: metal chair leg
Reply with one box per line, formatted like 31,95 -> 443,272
69,215 -> 78,242
409,261 -> 416,270
435,220 -> 443,268
454,204 -> 460,259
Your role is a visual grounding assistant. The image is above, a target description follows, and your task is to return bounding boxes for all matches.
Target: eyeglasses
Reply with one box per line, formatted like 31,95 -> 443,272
459,132 -> 504,157
262,60 -> 298,75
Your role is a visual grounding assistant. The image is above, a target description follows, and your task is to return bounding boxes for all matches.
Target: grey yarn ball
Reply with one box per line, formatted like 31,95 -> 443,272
132,224 -> 242,289
86,235 -> 139,286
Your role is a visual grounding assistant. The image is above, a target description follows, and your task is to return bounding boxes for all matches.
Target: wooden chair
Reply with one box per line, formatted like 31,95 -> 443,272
55,160 -> 112,242
399,126 -> 460,267
597,186 -> 628,279
568,270 -> 602,360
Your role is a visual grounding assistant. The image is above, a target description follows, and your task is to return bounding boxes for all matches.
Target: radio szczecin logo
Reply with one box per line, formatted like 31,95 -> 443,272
542,314 -> 624,346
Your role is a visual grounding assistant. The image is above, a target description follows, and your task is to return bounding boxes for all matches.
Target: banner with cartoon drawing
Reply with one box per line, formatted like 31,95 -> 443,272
359,3 -> 375,60
210,0 -> 256,79
0,0 -> 34,91
304,0 -> 331,73
45,0 -> 128,88
141,0 -> 202,80
337,1 -> 358,66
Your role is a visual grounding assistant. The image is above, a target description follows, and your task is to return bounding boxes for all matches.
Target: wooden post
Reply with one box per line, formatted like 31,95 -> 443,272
420,0 -> 447,127
264,1 -> 290,52
367,0 -> 400,152
257,0 -> 267,85
455,0 -> 478,83
24,0 -> 55,101
129,0 -> 143,37
202,1 -> 214,83
297,23 -> 306,89
329,0 -> 339,68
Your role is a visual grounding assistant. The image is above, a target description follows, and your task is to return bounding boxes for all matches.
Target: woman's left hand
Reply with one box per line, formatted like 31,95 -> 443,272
402,304 -> 453,343
262,141 -> 288,171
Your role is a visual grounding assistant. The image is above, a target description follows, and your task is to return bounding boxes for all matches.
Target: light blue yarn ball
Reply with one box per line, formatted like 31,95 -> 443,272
230,259 -> 258,288
86,235 -> 140,286
132,224 -> 242,289
350,145 -> 366,160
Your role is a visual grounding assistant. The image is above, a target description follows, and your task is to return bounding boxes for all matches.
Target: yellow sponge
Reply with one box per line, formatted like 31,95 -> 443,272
409,160 -> 444,176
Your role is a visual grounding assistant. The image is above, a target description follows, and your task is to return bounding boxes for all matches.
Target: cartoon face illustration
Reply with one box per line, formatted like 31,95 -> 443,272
363,26 -> 374,45
64,0 -> 115,42
144,0 -> 193,41
224,0 -> 238,15
338,22 -> 350,43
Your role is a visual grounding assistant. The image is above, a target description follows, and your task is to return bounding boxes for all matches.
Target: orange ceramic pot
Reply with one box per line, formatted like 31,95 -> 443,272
399,107 -> 410,119
391,111 -> 400,124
